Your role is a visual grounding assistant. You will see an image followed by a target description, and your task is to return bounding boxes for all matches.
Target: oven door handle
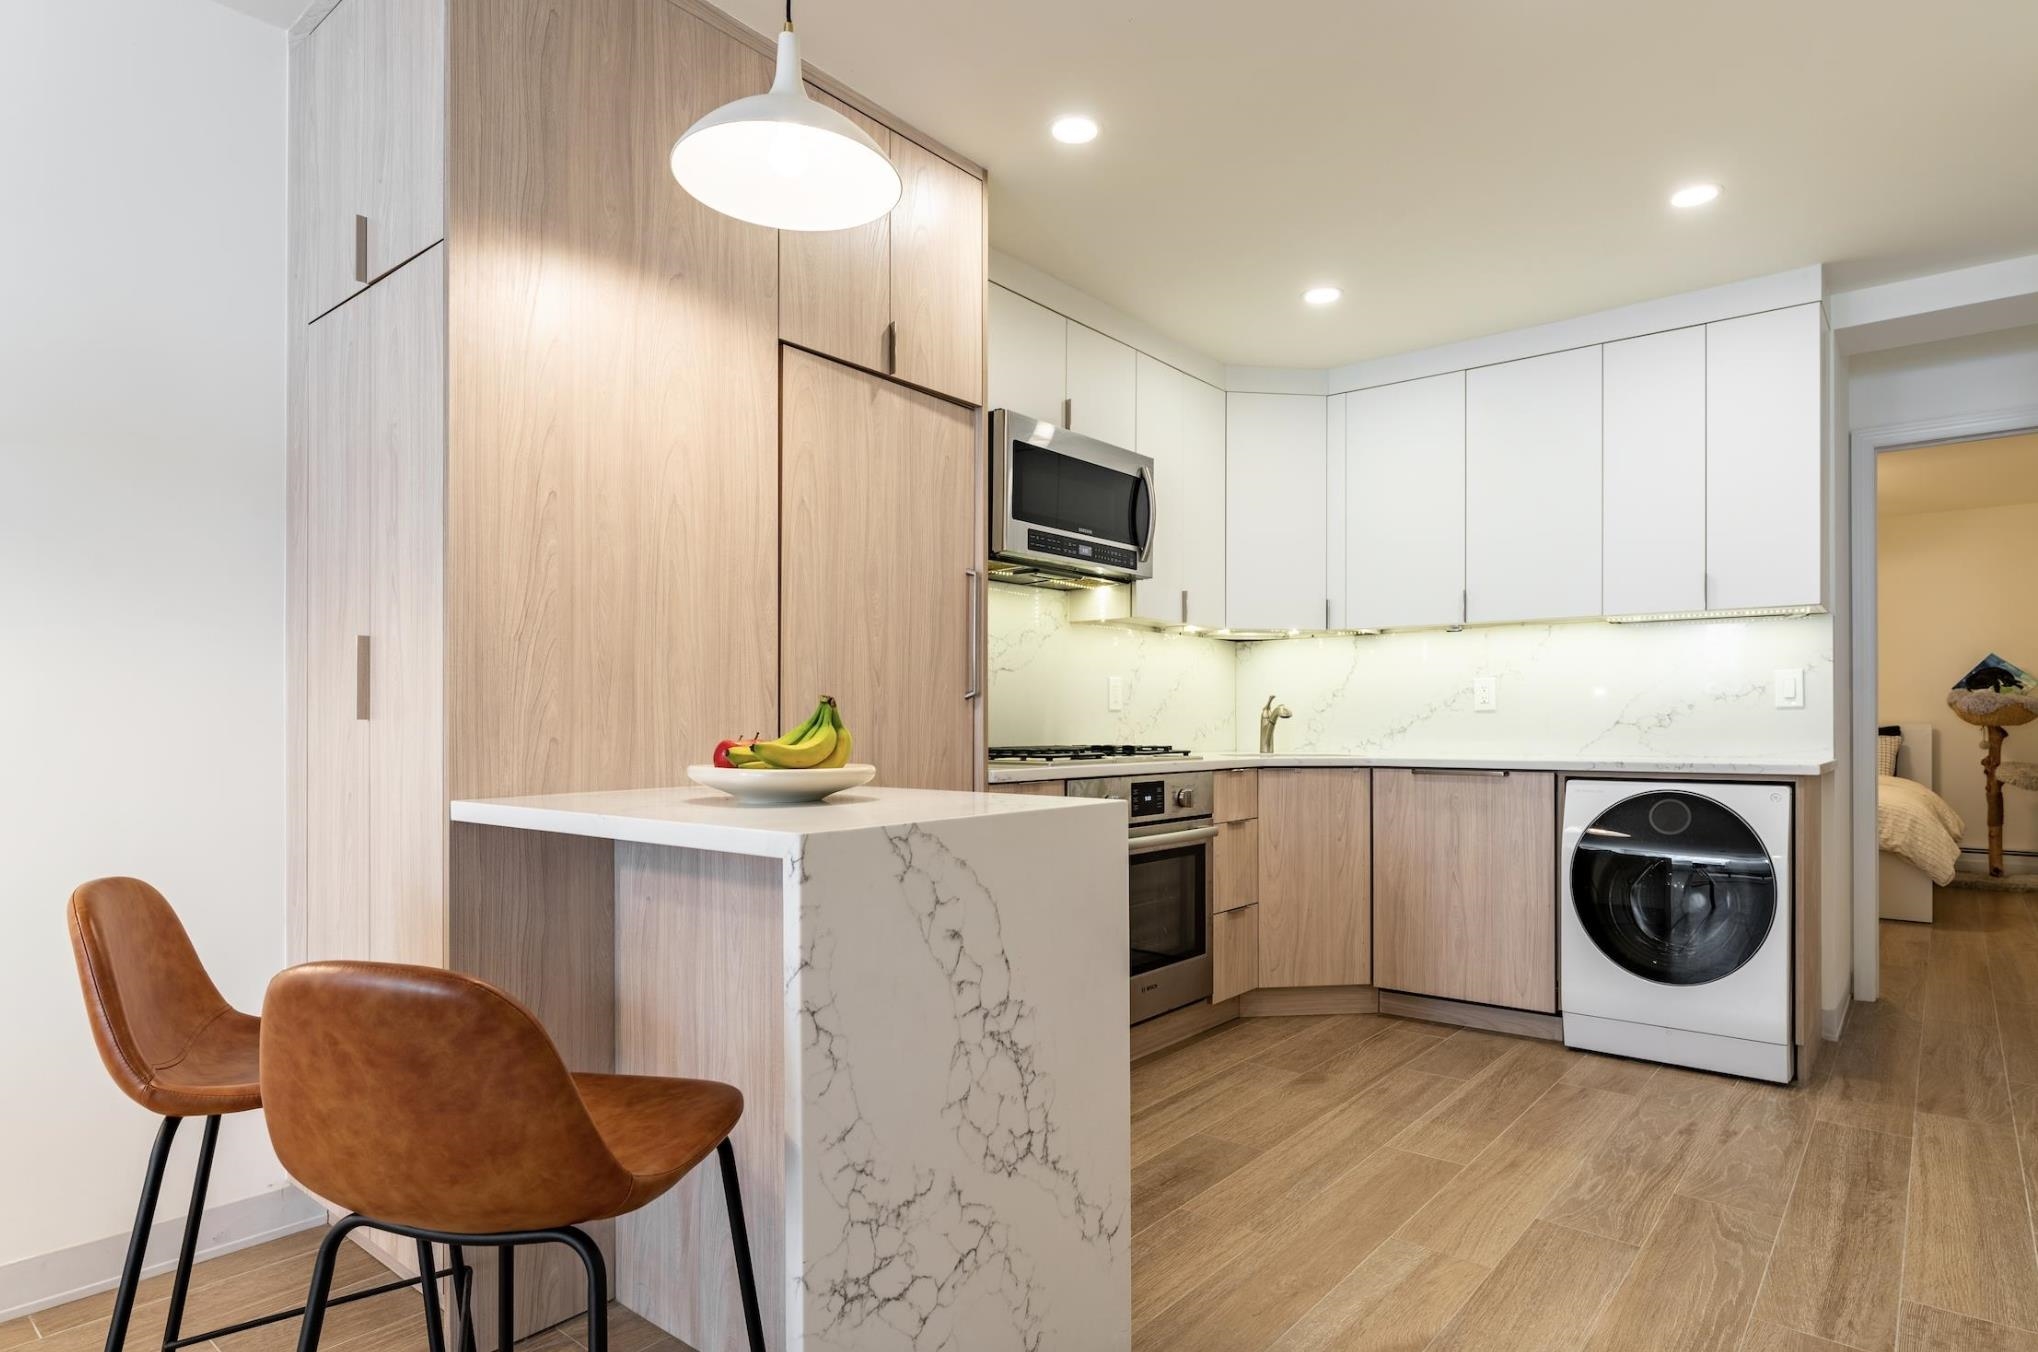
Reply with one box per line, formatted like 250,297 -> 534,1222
1128,825 -> 1218,854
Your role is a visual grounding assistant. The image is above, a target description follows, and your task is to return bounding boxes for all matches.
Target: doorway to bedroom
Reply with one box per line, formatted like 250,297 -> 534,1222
1874,432 -> 2038,929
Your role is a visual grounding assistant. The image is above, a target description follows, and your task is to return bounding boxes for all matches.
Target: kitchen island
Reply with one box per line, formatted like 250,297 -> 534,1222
447,786 -> 1129,1352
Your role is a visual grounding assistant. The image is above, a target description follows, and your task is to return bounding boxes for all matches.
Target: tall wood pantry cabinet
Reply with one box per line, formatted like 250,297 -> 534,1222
287,0 -> 987,1336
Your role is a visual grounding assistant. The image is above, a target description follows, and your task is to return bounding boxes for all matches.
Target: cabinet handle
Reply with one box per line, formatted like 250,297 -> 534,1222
1062,396 -> 1073,430
1325,597 -> 1331,630
353,214 -> 369,285
883,320 -> 897,376
964,569 -> 981,701
1409,767 -> 1509,776
1180,590 -> 1189,625
355,635 -> 371,720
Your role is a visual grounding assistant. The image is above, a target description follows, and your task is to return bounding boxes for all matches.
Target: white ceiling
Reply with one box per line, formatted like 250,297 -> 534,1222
207,0 -> 309,27
722,0 -> 2038,367
1880,433 -> 2038,517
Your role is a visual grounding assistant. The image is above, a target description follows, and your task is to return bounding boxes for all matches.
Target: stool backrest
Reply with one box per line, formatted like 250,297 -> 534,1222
68,877 -> 238,1111
261,961 -> 635,1233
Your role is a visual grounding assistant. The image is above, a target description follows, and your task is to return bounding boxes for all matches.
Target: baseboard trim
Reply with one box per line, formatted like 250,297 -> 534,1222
1238,985 -> 1379,1017
1378,990 -> 1563,1041
0,1185 -> 326,1323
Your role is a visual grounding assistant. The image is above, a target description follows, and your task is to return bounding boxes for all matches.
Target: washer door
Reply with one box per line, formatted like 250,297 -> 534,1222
1571,791 -> 1777,986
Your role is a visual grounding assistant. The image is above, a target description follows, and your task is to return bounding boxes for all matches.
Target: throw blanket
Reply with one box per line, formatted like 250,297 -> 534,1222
1878,774 -> 1965,884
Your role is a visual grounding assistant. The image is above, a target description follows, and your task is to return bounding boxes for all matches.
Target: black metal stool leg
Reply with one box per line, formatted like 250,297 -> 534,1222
716,1139 -> 766,1352
448,1244 -> 477,1352
416,1240 -> 448,1352
556,1228 -> 608,1352
294,1217 -> 363,1352
161,1115 -> 220,1350
105,1116 -> 182,1352
496,1243 -> 514,1352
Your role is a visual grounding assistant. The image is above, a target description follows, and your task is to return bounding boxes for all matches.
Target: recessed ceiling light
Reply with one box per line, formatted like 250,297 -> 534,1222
1302,286 -> 1343,306
1669,182 -> 1721,209
1050,115 -> 1098,145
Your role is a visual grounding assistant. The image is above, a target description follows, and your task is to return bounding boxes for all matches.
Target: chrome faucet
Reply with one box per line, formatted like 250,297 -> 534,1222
1259,696 -> 1292,753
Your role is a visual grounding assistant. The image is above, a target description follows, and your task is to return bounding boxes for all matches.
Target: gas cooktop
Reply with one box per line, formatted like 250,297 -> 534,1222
988,744 -> 1198,764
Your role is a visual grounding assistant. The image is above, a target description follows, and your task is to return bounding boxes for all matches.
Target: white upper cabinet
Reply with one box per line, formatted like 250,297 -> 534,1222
1227,394 -> 1327,632
987,284 -> 1067,425
1603,326 -> 1706,615
1345,372 -> 1465,630
1324,394 -> 1347,627
1706,304 -> 1824,610
1131,357 -> 1227,628
1465,346 -> 1602,624
1066,323 -> 1138,446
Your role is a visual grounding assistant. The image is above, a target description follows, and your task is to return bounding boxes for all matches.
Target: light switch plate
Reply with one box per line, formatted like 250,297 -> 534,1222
1473,676 -> 1498,712
1107,675 -> 1125,712
1774,667 -> 1804,709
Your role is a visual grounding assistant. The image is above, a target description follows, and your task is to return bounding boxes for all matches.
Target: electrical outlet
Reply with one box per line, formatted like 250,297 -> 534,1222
1473,676 -> 1498,712
1774,668 -> 1804,710
1107,675 -> 1125,712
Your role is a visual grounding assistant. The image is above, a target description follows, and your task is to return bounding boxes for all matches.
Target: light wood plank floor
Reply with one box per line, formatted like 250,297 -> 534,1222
18,888 -> 2038,1352
1131,887 -> 2038,1352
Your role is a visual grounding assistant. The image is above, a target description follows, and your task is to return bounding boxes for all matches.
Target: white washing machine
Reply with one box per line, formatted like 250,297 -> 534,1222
1560,779 -> 1793,1083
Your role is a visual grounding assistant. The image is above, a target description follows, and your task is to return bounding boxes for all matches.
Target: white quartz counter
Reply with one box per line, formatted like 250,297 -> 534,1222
453,783 -> 1112,858
987,751 -> 1838,784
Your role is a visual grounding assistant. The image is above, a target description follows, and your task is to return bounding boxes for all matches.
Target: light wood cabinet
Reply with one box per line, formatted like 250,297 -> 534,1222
781,349 -> 979,791
1344,372 -> 1465,630
778,91 -> 893,374
781,106 -> 986,408
292,0 -> 446,323
1465,347 -> 1602,624
889,137 -> 983,405
1214,820 -> 1258,913
1066,322 -> 1136,444
303,246 -> 446,969
1705,303 -> 1824,610
1373,768 -> 1557,1012
1212,768 -> 1259,823
1212,906 -> 1259,1004
1257,769 -> 1370,987
1603,326 -> 1706,615
1227,393 -> 1329,633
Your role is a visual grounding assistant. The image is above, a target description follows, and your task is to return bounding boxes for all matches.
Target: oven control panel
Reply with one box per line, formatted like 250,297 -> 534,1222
1068,771 -> 1214,827
1128,780 -> 1166,817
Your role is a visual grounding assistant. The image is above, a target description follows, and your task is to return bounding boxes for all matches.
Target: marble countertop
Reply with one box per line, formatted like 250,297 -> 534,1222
987,751 -> 1837,783
453,784 -> 1117,860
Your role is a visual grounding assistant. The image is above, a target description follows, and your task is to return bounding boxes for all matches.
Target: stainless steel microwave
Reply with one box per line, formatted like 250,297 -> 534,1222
990,409 -> 1154,583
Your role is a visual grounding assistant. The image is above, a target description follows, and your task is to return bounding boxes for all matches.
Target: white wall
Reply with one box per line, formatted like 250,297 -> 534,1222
0,0 -> 302,1303
1850,324 -> 2038,431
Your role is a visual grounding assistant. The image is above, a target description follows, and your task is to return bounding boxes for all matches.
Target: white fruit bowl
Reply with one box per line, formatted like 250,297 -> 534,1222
687,763 -> 877,804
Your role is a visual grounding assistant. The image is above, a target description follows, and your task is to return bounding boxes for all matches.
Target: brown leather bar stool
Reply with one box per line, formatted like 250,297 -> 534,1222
67,879 -> 462,1352
261,961 -> 766,1352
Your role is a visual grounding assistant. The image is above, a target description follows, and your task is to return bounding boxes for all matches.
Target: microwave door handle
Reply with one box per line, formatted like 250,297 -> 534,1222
1134,465 -> 1156,562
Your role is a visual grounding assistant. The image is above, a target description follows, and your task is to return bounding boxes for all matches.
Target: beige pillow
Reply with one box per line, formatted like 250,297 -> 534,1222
1877,734 -> 1901,778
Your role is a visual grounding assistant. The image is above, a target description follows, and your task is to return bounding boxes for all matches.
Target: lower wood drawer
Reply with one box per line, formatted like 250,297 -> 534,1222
1214,819 -> 1257,913
1212,904 -> 1259,1003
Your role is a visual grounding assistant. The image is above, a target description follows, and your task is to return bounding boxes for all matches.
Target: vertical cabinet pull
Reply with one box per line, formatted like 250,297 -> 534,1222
883,321 -> 897,376
964,569 -> 981,701
1180,590 -> 1189,625
355,635 -> 371,720
353,215 -> 370,285
1062,396 -> 1073,430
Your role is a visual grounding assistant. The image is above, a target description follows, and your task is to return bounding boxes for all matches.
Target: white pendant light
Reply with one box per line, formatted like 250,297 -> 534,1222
669,5 -> 901,232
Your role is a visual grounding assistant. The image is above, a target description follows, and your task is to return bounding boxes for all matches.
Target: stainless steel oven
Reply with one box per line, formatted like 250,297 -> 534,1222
1069,771 -> 1214,1023
990,408 -> 1154,584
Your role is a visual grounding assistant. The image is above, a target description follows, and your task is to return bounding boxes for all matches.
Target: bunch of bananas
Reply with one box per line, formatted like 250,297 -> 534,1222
715,696 -> 853,770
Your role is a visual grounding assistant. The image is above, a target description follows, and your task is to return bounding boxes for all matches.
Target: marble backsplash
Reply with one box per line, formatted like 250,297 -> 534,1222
990,583 -> 1835,761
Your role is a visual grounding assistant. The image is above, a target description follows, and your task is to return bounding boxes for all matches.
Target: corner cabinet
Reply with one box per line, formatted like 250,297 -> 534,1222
780,349 -> 980,791
1257,769 -> 1371,987
1227,394 -> 1328,632
1373,768 -> 1557,1012
778,124 -> 983,406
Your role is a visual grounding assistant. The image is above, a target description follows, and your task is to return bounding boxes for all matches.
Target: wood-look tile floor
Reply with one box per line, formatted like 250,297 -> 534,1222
20,888 -> 2038,1352
1131,888 -> 2038,1352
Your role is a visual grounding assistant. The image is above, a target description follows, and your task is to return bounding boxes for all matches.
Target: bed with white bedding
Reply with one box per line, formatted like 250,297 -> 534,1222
1878,723 -> 1965,922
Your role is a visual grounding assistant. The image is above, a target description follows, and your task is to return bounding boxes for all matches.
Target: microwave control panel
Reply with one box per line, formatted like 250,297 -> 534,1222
1027,529 -> 1136,571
